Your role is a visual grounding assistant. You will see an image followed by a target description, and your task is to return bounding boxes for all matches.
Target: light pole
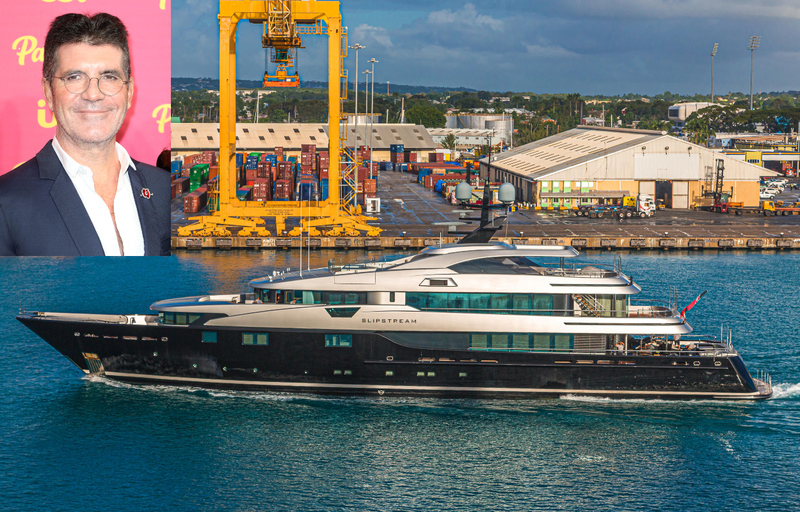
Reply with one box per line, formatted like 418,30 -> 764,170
748,36 -> 760,110
710,43 -> 718,103
349,43 -> 365,156
363,69 -> 372,175
368,58 -> 378,178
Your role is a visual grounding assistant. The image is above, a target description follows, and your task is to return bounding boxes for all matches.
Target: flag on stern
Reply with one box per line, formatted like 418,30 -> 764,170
680,291 -> 707,319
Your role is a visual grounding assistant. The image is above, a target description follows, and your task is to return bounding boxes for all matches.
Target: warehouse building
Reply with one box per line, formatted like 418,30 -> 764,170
478,126 -> 776,208
171,123 -> 436,162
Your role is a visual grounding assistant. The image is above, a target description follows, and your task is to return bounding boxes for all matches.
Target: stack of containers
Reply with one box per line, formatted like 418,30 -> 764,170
300,144 -> 316,175
362,178 -> 377,204
184,184 -> 208,213
170,160 -> 182,176
429,152 -> 445,163
189,164 -> 209,192
252,178 -> 270,201
171,176 -> 189,198
181,153 -> 200,177
236,185 -> 252,201
245,153 -> 260,184
199,151 -> 217,166
274,161 -> 294,200
296,179 -> 318,201
390,144 -> 405,163
404,150 -> 417,162
274,147 -> 284,161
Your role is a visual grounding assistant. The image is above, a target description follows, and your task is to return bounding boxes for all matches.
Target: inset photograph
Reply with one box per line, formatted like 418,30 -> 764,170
0,3 -> 171,256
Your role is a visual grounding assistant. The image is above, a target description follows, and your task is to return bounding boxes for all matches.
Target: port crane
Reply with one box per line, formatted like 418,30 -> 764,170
178,0 -> 379,238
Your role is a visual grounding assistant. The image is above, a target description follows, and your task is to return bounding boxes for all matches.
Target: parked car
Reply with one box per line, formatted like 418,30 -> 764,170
760,191 -> 776,200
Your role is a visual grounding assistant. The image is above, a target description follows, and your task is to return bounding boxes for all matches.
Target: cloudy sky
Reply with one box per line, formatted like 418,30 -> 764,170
172,0 -> 799,96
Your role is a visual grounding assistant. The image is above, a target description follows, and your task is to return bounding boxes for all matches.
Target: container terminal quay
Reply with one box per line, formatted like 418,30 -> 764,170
171,122 -> 800,252
168,2 -> 800,253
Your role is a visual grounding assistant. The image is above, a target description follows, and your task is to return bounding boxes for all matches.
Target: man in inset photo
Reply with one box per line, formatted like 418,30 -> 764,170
0,13 -> 170,256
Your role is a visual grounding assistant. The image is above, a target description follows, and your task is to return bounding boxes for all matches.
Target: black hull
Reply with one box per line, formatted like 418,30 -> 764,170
19,316 -> 770,400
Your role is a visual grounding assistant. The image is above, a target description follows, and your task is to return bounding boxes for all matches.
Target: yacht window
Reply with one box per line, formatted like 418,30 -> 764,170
202,331 -> 217,343
242,333 -> 269,345
533,334 -> 551,350
554,334 -> 573,351
325,307 -> 360,318
449,256 -> 542,275
427,293 -> 448,310
160,312 -> 175,324
188,314 -> 202,324
175,312 -> 188,325
490,333 -> 509,348
490,294 -> 510,313
406,293 -> 426,309
325,334 -> 353,347
469,294 -> 490,311
534,295 -> 554,315
470,333 -> 488,349
512,294 -> 531,313
406,292 -> 566,316
448,293 -> 469,310
512,333 -> 530,349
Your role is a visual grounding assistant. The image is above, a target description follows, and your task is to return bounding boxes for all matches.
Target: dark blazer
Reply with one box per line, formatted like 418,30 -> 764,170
0,141 -> 171,256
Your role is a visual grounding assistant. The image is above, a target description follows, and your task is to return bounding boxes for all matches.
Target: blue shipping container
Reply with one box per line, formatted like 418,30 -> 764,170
320,179 -> 329,201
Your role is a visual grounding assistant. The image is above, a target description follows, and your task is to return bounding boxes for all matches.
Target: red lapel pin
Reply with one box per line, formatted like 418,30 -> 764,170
141,188 -> 151,199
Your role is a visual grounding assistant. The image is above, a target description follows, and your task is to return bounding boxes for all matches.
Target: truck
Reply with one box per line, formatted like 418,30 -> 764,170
763,200 -> 800,216
574,193 -> 655,218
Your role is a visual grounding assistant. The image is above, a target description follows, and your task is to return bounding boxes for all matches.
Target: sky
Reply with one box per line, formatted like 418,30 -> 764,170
171,0 -> 800,96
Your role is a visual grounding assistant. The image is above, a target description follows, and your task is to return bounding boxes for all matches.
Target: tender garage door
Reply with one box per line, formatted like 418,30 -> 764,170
673,181 -> 689,209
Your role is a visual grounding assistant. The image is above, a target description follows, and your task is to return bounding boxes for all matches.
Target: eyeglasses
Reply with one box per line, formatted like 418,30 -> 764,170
53,72 -> 130,96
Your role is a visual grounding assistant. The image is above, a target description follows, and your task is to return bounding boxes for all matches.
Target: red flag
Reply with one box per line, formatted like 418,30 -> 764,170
680,291 -> 707,319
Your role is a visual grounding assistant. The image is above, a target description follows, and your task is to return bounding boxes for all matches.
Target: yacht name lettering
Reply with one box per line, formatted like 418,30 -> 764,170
362,318 -> 416,324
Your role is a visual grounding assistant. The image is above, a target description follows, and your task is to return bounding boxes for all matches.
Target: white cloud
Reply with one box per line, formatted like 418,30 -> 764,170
350,23 -> 394,48
525,44 -> 579,59
428,3 -> 503,31
561,0 -> 800,19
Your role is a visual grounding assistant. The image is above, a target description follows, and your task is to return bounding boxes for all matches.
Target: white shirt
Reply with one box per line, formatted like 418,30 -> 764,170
52,136 -> 145,256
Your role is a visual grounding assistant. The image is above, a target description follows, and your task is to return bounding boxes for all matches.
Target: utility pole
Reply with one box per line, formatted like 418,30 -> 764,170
710,43 -> 718,102
749,36 -> 760,110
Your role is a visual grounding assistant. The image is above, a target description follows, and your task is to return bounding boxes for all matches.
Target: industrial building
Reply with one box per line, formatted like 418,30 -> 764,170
171,122 -> 437,162
667,102 -> 719,130
428,128 -> 504,150
479,126 -> 777,208
445,113 -> 514,146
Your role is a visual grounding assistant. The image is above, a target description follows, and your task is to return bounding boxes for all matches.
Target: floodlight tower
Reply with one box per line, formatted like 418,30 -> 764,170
748,36 -> 760,110
710,43 -> 718,102
349,43 -> 365,152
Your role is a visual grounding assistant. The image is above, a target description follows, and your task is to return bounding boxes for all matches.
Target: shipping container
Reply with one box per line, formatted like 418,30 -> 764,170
319,179 -> 329,201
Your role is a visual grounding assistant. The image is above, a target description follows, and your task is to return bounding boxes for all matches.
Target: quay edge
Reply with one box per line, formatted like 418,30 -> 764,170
172,235 -> 800,251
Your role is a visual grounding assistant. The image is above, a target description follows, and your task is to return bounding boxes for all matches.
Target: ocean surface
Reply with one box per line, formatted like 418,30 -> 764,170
1,249 -> 798,512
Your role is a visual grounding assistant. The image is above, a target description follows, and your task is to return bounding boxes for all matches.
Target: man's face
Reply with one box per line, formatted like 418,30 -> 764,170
42,43 -> 134,148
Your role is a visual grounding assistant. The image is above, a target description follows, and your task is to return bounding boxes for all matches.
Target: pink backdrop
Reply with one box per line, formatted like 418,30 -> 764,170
1,0 -> 171,175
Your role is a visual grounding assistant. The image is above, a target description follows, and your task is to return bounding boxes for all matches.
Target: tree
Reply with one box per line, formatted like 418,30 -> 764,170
684,112 -> 712,145
441,133 -> 457,151
405,104 -> 446,127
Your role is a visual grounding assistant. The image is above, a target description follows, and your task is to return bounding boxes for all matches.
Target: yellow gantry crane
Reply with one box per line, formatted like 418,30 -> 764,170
178,0 -> 379,238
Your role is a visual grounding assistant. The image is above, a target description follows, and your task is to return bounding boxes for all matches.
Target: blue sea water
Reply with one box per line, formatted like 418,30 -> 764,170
1,250 -> 798,512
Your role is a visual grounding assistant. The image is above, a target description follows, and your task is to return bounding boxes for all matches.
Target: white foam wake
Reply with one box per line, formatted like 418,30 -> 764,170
771,382 -> 800,399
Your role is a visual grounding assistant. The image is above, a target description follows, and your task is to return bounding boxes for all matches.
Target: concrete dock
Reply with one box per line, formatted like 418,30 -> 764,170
173,170 -> 800,251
